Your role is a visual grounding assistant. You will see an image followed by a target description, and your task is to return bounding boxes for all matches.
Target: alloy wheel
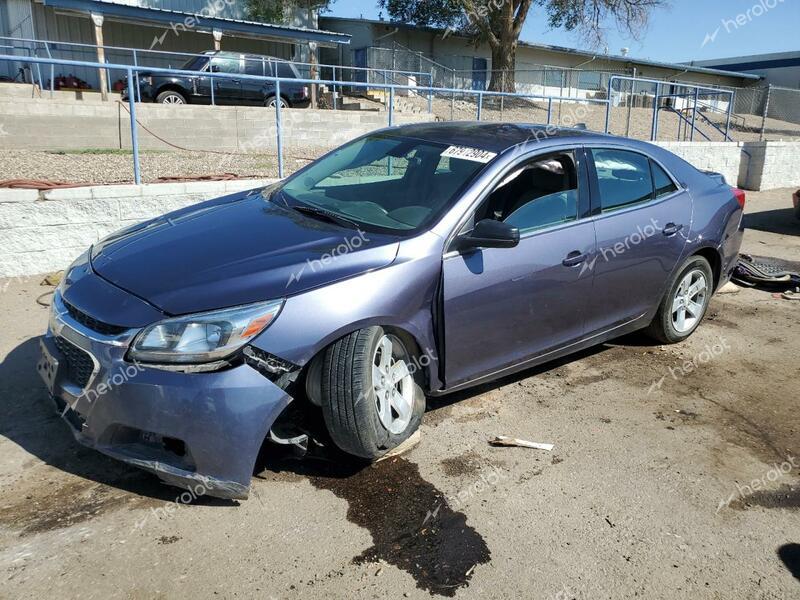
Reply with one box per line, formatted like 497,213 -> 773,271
671,269 -> 708,333
162,94 -> 184,104
372,334 -> 414,435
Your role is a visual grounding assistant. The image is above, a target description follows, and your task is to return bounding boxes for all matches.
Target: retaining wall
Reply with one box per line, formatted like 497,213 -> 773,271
0,179 -> 276,278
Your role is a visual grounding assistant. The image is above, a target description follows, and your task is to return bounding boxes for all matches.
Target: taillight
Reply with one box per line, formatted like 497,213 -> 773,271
733,188 -> 746,209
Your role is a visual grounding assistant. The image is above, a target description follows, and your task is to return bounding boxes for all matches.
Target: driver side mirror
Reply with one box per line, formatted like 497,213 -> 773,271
456,219 -> 520,251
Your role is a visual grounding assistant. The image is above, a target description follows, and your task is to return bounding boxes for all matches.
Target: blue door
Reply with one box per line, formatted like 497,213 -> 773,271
354,48 -> 368,83
472,58 -> 487,90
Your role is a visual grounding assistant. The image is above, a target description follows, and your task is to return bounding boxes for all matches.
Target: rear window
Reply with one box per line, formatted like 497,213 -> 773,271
651,160 -> 678,198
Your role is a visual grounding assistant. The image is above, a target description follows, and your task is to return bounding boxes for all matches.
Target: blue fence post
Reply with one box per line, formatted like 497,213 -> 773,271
43,41 -> 54,99
547,98 -> 553,125
132,48 -> 141,103
388,86 -> 394,126
690,87 -> 699,142
477,92 -> 482,121
275,78 -> 284,178
332,65 -> 337,110
428,73 -> 433,114
651,82 -> 660,141
725,90 -> 734,141
126,68 -> 141,185
210,73 -> 215,106
604,76 -> 614,133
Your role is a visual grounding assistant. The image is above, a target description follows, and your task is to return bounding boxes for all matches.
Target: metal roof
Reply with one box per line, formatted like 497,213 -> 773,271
43,0 -> 351,47
321,16 -> 760,80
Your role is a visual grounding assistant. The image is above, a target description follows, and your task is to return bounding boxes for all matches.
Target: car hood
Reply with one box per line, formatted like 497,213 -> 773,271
91,190 -> 400,315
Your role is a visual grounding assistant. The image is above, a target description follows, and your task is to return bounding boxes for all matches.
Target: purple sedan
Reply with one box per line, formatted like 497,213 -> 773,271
39,123 -> 745,499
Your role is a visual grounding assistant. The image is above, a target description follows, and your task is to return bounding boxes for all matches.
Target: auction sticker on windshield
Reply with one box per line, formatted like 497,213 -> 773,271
441,145 -> 497,163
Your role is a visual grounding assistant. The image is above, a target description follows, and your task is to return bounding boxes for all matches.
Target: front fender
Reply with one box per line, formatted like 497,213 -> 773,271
251,235 -> 444,391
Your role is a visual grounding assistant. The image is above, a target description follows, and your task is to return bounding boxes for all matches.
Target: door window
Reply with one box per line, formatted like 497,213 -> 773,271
591,149 -> 653,212
475,151 -> 579,233
210,56 -> 241,74
243,57 -> 265,76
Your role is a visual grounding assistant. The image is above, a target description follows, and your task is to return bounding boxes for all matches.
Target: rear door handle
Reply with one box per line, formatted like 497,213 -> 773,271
662,223 -> 684,236
562,251 -> 587,267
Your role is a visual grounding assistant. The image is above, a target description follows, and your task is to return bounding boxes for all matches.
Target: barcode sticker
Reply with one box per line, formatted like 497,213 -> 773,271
441,145 -> 497,163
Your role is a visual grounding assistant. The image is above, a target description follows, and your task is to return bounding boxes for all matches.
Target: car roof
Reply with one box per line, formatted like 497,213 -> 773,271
382,121 -> 614,153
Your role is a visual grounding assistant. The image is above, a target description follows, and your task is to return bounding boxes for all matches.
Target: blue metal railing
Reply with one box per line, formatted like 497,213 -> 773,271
0,53 -> 612,185
0,35 -> 435,107
605,75 -> 736,142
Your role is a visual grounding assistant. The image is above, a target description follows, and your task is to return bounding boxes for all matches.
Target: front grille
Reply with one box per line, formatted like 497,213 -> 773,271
63,300 -> 128,336
53,336 -> 95,389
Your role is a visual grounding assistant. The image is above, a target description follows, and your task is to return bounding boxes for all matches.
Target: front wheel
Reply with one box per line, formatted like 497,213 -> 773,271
156,90 -> 186,104
645,256 -> 713,344
320,327 -> 425,459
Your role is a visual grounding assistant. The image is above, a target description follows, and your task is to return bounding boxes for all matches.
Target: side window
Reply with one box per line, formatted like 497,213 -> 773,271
210,56 -> 240,74
275,62 -> 296,79
651,160 -> 678,198
243,58 -> 265,76
592,149 -> 653,212
477,151 -> 579,233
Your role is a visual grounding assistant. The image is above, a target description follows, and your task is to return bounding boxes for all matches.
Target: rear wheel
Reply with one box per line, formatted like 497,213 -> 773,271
156,90 -> 186,104
645,256 -> 713,344
320,327 -> 424,459
265,95 -> 289,109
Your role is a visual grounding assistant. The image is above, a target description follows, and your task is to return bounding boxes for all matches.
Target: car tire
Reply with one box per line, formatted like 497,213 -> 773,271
156,90 -> 186,104
319,326 -> 425,459
645,255 -> 714,344
265,95 -> 289,109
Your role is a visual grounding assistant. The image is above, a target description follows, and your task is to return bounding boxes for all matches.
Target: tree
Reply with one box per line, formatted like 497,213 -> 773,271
379,0 -> 667,92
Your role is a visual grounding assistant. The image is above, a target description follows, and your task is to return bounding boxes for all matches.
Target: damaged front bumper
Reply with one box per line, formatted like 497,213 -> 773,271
39,291 -> 294,500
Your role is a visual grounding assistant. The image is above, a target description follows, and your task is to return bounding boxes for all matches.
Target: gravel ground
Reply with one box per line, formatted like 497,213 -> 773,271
0,146 -> 335,185
0,189 -> 799,599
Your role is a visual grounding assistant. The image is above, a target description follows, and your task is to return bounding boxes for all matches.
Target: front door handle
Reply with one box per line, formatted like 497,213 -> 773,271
562,251 -> 587,267
662,223 -> 684,236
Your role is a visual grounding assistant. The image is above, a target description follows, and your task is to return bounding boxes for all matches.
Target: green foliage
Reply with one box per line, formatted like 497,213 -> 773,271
244,0 -> 335,24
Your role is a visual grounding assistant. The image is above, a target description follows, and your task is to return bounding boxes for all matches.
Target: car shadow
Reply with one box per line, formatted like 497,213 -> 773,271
0,336 -> 234,505
778,543 -> 800,582
743,208 -> 800,237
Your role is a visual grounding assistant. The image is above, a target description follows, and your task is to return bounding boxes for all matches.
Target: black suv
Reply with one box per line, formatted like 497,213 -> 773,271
123,51 -> 310,108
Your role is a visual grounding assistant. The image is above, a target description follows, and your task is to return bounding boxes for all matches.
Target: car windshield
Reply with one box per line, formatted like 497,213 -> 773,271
277,134 -> 491,233
180,55 -> 209,71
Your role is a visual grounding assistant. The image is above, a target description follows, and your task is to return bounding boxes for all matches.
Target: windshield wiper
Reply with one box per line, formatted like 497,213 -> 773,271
290,204 -> 360,230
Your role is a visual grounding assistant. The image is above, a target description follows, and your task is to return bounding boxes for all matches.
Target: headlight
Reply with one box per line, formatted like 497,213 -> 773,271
129,299 -> 284,365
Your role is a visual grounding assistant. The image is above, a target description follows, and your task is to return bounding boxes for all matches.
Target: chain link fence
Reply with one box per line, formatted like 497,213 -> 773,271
731,86 -> 800,141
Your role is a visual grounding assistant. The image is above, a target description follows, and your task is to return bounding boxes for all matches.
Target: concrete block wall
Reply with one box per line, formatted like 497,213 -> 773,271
656,142 -> 744,189
740,142 -> 800,191
0,99 -> 434,152
0,179 -> 276,278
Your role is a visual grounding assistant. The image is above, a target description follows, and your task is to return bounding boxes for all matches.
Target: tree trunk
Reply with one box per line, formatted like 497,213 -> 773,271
488,44 -> 516,92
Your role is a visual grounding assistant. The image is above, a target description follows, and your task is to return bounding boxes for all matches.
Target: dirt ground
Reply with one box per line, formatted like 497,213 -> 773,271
0,189 -> 799,599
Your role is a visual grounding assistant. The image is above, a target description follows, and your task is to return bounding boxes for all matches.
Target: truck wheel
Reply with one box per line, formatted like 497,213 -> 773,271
156,90 -> 186,104
645,256 -> 713,344
320,327 -> 425,459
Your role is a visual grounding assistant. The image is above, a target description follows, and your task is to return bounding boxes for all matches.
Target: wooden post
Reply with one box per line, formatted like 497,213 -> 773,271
91,12 -> 108,101
213,29 -> 222,51
309,41 -> 318,109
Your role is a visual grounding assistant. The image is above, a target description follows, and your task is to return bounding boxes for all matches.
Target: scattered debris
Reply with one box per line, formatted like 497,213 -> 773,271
377,430 -> 421,461
41,271 -> 63,287
717,281 -> 741,294
489,436 -> 554,451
